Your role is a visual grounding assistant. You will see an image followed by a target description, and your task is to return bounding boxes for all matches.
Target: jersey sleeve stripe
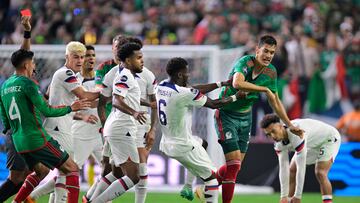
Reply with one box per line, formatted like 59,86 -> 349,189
64,76 -> 78,83
295,140 -> 305,152
115,82 -> 129,89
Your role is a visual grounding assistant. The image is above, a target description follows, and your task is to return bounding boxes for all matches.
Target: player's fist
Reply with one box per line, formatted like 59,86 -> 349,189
145,128 -> 156,151
279,197 -> 289,203
222,77 -> 233,87
235,90 -> 247,99
83,114 -> 99,124
290,197 -> 301,203
133,111 -> 147,124
21,16 -> 31,31
70,99 -> 91,111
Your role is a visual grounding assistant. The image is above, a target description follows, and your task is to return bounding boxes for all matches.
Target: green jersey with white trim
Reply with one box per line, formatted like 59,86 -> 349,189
0,75 -> 71,153
219,55 -> 278,113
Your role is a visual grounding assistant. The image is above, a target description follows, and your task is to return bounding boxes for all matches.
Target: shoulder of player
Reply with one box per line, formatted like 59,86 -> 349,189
54,67 -> 75,78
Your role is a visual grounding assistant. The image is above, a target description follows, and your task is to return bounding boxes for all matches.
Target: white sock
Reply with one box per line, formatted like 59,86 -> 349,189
204,179 -> 219,203
48,193 -> 55,203
92,176 -> 134,203
54,175 -> 67,203
30,176 -> 56,199
86,177 -> 99,199
135,163 -> 148,203
184,169 -> 196,188
90,173 -> 117,200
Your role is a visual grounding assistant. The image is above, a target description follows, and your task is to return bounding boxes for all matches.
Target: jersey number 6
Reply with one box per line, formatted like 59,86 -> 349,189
158,99 -> 167,125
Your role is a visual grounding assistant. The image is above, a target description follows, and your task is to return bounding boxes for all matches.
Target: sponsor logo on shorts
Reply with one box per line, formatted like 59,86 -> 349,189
225,131 -> 232,140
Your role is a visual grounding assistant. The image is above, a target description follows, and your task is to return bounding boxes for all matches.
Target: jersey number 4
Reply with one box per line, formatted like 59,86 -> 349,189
9,97 -> 21,124
158,99 -> 167,125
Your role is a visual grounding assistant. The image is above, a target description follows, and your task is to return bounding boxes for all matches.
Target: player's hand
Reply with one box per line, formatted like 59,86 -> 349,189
222,77 -> 233,87
279,197 -> 289,203
145,128 -> 156,151
83,114 -> 99,124
235,90 -> 247,99
290,197 -> 301,203
21,16 -> 31,31
289,125 -> 304,139
70,99 -> 91,111
133,111 -> 147,124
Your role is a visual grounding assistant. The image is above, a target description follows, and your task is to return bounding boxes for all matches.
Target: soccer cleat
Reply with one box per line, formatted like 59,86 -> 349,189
194,185 -> 206,203
24,196 -> 37,203
180,185 -> 194,201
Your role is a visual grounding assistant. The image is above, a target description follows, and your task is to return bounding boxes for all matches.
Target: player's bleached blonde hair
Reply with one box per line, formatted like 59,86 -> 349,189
65,41 -> 86,55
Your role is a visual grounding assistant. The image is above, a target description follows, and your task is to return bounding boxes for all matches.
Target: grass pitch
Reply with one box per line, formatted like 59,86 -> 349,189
5,192 -> 360,203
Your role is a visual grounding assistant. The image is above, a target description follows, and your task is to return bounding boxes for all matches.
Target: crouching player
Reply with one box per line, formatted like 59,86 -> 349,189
260,114 -> 341,203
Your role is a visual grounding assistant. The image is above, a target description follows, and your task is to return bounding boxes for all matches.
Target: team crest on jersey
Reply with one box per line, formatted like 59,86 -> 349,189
242,67 -> 248,75
120,75 -> 128,82
95,75 -> 102,81
66,70 -> 74,76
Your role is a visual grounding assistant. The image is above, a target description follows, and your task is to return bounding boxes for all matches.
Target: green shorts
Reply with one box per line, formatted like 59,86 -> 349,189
20,138 -> 69,170
214,109 -> 252,154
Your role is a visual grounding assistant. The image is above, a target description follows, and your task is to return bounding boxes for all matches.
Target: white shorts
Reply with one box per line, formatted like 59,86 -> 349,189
306,132 -> 341,165
136,125 -> 150,148
73,137 -> 103,169
170,143 -> 216,180
106,134 -> 139,166
46,128 -> 74,158
102,139 -> 112,158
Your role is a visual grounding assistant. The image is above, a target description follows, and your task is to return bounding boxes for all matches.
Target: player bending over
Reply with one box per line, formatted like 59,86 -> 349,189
260,114 -> 340,203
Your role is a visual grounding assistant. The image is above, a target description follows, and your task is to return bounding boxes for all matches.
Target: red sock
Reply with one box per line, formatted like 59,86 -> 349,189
222,160 -> 241,203
66,172 -> 80,203
216,164 -> 227,184
14,172 -> 41,202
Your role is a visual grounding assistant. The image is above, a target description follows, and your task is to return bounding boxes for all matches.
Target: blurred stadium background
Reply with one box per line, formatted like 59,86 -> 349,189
0,0 -> 359,202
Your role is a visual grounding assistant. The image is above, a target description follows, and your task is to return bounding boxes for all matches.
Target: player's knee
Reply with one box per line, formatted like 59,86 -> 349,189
202,139 -> 208,150
315,168 -> 328,180
289,165 -> 297,175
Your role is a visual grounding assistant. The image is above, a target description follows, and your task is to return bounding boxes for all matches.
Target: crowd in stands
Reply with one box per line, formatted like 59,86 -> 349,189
0,0 -> 359,136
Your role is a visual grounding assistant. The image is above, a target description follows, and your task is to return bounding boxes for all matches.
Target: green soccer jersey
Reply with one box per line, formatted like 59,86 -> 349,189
219,55 -> 278,113
0,75 -> 71,153
95,59 -> 117,116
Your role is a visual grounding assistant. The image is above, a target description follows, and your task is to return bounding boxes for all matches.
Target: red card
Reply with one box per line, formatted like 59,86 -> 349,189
20,9 -> 31,17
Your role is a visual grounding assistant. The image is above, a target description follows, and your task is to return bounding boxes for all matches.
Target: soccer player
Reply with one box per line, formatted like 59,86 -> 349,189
72,45 -> 103,173
83,35 -> 125,203
260,114 -> 341,203
90,42 -> 145,203
156,57 -> 246,203
0,15 -> 32,202
0,48 -> 90,203
214,35 -> 303,203
84,36 -> 139,202
33,41 -> 99,203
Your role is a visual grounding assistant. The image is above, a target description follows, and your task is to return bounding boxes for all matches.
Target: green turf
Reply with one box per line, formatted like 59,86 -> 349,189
5,192 -> 360,203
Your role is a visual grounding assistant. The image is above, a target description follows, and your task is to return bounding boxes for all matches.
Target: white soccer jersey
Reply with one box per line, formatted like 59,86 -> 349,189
43,66 -> 81,134
101,64 -> 119,97
104,67 -> 141,136
274,119 -> 341,199
156,80 -> 207,157
274,119 -> 340,160
136,67 -> 156,112
71,73 -> 101,140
